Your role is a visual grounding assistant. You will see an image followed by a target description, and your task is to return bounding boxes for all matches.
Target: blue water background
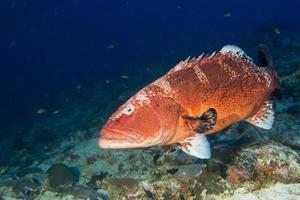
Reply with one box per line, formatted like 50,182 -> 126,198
0,0 -> 299,132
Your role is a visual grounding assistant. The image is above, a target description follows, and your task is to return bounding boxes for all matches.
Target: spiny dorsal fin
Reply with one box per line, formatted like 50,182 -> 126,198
246,100 -> 275,130
182,108 -> 217,133
220,45 -> 253,63
179,134 -> 211,159
171,54 -> 204,73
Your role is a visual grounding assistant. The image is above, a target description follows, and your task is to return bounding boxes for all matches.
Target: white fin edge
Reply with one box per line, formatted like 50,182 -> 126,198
220,45 -> 254,63
246,100 -> 275,130
220,45 -> 245,55
179,134 -> 211,159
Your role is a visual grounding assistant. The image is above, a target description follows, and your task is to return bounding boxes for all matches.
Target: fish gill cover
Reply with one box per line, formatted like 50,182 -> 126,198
0,0 -> 300,199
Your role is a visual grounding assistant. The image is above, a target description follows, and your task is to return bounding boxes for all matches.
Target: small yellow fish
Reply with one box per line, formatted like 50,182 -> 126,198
224,12 -> 232,17
8,40 -> 17,48
76,85 -> 82,89
273,28 -> 280,35
121,75 -> 129,79
107,44 -> 115,49
118,95 -> 125,100
36,109 -> 47,114
0,167 -> 8,174
52,110 -> 60,115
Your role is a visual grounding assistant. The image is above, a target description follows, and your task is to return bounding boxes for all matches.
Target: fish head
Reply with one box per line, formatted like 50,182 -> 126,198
99,89 -> 180,149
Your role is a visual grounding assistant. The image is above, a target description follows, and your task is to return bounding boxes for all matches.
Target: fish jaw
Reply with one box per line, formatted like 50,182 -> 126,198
98,127 -> 146,149
98,136 -> 134,149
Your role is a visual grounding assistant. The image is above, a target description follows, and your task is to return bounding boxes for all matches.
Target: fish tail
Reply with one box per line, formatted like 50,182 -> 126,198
257,44 -> 273,69
257,44 -> 280,90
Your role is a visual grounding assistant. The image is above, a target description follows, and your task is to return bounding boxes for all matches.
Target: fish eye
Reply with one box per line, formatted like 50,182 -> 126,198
123,104 -> 135,115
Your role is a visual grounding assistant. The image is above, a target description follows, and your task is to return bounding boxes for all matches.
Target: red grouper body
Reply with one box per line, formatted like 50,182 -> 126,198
99,45 -> 278,159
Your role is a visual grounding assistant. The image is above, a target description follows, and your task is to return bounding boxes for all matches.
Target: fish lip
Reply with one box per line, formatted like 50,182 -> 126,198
98,137 -> 133,149
98,127 -> 146,149
99,135 -> 133,143
100,127 -> 143,143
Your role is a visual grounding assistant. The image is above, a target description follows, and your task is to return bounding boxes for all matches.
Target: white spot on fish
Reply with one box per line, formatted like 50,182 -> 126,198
193,65 -> 209,84
220,61 -> 237,80
153,77 -> 172,95
257,68 -> 272,88
134,89 -> 150,105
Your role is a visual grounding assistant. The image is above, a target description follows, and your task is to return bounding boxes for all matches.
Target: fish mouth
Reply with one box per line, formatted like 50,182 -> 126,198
98,127 -> 143,149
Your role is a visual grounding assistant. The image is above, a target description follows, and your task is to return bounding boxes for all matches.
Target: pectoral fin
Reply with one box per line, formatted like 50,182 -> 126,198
182,108 -> 217,133
179,134 -> 211,159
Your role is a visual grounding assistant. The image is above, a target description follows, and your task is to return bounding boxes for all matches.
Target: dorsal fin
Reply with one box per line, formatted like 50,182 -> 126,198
220,45 -> 246,55
246,100 -> 275,130
171,54 -> 204,73
220,45 -> 253,63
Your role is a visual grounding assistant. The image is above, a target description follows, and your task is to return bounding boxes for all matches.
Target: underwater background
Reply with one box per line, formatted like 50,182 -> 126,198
1,0 -> 300,199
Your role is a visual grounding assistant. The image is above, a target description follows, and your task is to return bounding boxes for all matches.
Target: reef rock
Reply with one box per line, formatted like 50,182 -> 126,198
47,163 -> 78,190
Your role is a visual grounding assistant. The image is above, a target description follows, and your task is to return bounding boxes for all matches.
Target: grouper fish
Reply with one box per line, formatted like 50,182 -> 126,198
98,45 -> 278,159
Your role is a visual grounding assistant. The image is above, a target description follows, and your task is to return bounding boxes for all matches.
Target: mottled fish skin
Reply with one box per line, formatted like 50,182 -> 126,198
99,47 -> 278,150
159,52 -> 277,144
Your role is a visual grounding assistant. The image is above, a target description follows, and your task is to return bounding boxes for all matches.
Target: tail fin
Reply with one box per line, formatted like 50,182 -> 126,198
245,45 -> 278,129
257,44 -> 274,69
257,44 -> 279,90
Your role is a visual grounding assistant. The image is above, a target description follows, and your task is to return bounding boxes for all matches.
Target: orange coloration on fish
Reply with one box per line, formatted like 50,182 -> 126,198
99,45 -> 278,159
